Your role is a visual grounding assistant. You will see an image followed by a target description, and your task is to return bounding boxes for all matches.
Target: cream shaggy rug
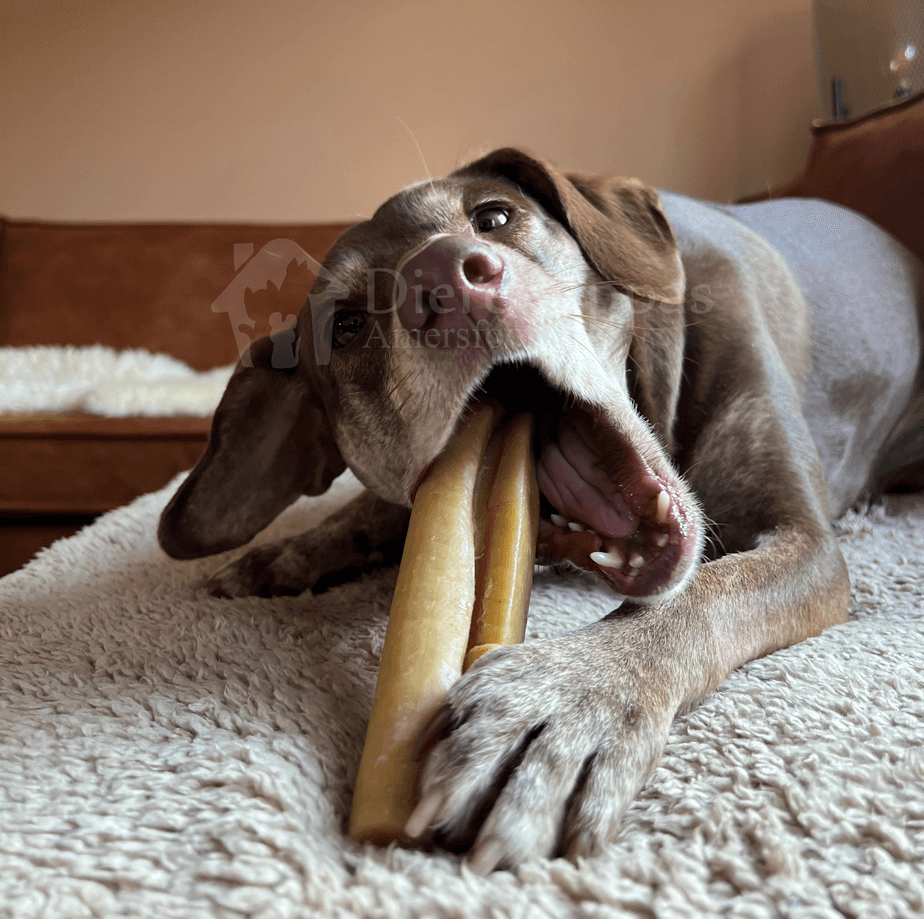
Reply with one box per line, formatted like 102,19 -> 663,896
1,471 -> 923,919
0,346 -> 233,416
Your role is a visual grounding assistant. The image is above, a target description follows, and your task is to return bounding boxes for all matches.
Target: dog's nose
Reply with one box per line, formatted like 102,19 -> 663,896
394,236 -> 505,338
462,248 -> 504,285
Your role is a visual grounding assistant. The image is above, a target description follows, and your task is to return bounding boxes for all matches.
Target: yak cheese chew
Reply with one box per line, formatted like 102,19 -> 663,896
348,403 -> 500,844
464,412 -> 539,672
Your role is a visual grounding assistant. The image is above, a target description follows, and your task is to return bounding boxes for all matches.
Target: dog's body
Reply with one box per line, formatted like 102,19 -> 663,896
159,149 -> 924,872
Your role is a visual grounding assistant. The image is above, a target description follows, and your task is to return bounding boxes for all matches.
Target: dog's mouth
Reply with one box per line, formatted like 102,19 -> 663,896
467,363 -> 696,599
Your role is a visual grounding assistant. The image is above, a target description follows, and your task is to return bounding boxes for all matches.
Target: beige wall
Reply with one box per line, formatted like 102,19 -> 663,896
0,0 -> 818,223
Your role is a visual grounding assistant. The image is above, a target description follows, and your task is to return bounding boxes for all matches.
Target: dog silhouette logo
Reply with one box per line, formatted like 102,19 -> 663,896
268,311 -> 299,368
212,239 -> 349,368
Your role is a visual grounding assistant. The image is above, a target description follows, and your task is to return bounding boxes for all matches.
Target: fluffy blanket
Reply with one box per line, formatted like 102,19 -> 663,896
1,472 -> 923,918
0,346 -> 233,416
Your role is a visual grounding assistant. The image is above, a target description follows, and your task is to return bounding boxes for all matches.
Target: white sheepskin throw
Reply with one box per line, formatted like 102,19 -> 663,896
1,473 -> 923,918
0,346 -> 233,416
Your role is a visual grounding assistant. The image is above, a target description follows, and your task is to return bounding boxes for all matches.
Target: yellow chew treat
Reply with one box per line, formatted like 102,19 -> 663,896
348,403 -> 500,844
464,413 -> 539,672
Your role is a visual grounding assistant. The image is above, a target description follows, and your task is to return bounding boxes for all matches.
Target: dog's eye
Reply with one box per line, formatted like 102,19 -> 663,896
331,311 -> 366,349
473,206 -> 510,233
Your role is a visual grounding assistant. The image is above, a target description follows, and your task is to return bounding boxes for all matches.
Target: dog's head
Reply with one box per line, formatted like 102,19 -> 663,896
159,148 -> 703,600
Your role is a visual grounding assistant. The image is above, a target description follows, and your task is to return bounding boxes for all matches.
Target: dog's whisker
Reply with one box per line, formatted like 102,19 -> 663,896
396,115 -> 432,185
697,511 -> 727,557
570,314 -> 662,350
559,279 -> 621,293
384,368 -> 417,405
561,311 -> 703,343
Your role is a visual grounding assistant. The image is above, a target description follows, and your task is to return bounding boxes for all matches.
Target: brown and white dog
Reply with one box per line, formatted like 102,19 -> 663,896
158,148 -> 924,872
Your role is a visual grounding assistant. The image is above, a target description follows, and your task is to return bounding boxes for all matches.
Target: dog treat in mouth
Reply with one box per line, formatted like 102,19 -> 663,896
465,412 -> 538,671
348,404 -> 538,845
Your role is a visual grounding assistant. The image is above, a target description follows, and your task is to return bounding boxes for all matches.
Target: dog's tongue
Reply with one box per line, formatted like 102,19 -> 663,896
537,414 -> 639,538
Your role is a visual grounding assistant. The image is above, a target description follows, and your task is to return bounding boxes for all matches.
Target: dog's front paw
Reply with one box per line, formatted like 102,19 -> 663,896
206,534 -> 388,598
206,539 -> 325,598
407,623 -> 674,871
205,491 -> 409,599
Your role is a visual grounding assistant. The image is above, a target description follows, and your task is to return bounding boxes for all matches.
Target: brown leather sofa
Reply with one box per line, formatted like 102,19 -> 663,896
0,221 -> 349,573
742,88 -> 924,265
2,89 -> 920,576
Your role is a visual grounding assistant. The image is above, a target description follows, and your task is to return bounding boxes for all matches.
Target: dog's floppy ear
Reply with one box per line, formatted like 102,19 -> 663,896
460,147 -> 684,305
460,147 -> 687,450
158,336 -> 345,560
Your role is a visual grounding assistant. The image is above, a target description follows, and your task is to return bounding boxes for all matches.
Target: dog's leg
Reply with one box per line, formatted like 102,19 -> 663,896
206,490 -> 410,597
412,534 -> 848,872
409,393 -> 851,872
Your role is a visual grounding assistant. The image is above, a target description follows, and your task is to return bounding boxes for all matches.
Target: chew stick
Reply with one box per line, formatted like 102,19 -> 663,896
464,413 -> 539,672
348,403 -> 501,844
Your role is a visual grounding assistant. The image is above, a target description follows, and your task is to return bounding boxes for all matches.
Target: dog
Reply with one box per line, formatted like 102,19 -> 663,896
158,148 -> 924,873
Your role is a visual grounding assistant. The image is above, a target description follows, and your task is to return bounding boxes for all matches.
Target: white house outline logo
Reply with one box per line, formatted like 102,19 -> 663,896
211,239 -> 349,368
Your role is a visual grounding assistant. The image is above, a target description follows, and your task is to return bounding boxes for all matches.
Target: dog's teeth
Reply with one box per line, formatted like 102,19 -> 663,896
654,533 -> 669,548
568,521 -> 585,532
550,514 -> 569,528
656,490 -> 670,525
590,547 -> 624,568
628,552 -> 645,568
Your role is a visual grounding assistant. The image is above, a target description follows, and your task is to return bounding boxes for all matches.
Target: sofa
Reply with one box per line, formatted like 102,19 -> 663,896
0,221 -> 349,574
